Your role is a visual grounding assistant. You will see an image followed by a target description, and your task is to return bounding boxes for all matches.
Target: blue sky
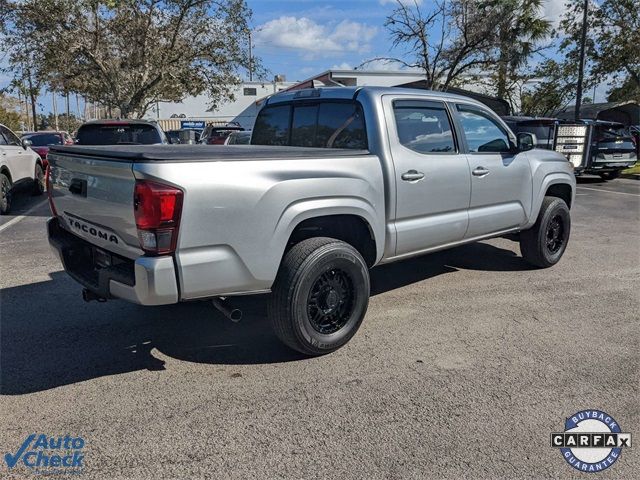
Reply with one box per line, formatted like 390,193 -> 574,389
249,0 -> 567,83
4,0 -> 585,117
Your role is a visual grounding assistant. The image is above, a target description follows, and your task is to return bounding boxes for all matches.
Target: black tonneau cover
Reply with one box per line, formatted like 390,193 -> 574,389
49,145 -> 371,162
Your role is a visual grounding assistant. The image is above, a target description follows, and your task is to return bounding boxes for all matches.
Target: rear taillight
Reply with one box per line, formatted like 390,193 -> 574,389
134,180 -> 183,255
46,166 -> 57,217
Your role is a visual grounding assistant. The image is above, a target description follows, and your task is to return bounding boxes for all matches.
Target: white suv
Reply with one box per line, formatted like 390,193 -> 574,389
0,123 -> 44,214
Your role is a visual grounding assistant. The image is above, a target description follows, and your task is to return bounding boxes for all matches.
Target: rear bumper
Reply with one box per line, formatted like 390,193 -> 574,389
48,217 -> 179,305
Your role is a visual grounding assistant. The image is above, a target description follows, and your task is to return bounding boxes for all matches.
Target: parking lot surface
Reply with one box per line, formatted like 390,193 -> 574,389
1,177 -> 638,479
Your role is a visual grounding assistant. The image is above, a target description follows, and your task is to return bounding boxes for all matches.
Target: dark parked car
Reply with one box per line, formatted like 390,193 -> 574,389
21,131 -> 74,169
502,116 -> 557,150
200,124 -> 244,145
76,120 -> 167,145
554,120 -> 637,179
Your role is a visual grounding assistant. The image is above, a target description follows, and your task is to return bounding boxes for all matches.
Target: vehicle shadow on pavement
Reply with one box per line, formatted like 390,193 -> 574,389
1,242 -> 526,395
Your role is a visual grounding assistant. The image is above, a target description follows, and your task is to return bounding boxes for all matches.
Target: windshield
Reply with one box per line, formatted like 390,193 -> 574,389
24,133 -> 63,146
77,124 -> 162,145
597,126 -> 627,139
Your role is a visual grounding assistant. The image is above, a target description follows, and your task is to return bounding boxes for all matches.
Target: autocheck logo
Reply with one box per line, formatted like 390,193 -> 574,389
4,434 -> 85,474
551,410 -> 632,473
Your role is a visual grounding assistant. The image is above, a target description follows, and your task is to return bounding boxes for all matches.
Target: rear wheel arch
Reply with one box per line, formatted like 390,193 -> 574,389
285,214 -> 378,268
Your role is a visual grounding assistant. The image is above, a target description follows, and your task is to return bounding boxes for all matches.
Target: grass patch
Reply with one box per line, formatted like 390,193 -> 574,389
623,163 -> 640,175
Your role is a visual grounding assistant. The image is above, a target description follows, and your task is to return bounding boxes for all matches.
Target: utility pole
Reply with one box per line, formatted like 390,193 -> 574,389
574,0 -> 589,122
52,91 -> 59,130
65,92 -> 70,131
248,29 -> 253,82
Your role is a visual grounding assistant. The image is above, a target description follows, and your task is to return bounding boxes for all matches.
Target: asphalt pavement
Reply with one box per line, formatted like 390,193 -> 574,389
1,177 -> 638,479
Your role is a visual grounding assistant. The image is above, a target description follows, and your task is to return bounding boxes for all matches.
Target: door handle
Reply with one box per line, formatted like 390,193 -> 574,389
472,166 -> 490,177
401,170 -> 425,181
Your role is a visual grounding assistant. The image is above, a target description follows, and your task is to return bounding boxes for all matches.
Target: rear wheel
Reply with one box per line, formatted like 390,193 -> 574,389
32,163 -> 45,196
268,237 -> 370,356
520,196 -> 571,268
0,173 -> 11,215
599,170 -> 620,181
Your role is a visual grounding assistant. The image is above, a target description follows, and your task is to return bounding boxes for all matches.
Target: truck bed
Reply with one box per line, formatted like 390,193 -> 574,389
50,145 -> 371,162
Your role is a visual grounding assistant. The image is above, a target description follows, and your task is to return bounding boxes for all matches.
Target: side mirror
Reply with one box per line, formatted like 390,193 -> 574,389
517,132 -> 537,152
21,138 -> 32,150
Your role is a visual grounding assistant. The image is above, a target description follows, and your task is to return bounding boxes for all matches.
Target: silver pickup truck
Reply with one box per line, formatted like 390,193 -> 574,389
47,87 -> 575,355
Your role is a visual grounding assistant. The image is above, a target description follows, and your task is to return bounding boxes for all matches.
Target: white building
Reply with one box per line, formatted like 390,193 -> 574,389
153,69 -> 517,131
151,77 -> 296,130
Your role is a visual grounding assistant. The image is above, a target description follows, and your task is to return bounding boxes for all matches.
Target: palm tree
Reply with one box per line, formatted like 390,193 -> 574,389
493,0 -> 552,101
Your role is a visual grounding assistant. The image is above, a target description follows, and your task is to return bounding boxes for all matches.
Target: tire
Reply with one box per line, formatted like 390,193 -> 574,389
0,173 -> 11,215
599,171 -> 620,181
32,163 -> 45,196
268,237 -> 370,356
520,196 -> 571,268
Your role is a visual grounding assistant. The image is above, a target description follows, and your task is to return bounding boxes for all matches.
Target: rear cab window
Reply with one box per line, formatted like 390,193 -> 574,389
76,123 -> 162,145
252,100 -> 367,149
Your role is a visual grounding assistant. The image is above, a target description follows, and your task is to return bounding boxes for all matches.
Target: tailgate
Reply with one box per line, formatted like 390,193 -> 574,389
48,152 -> 142,259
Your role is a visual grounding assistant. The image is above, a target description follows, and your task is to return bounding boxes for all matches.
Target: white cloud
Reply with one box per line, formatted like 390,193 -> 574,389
254,16 -> 377,57
543,0 -> 567,27
331,62 -> 353,70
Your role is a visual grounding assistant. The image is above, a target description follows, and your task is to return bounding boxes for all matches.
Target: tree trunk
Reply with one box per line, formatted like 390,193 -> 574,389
496,26 -> 509,100
26,71 -> 38,132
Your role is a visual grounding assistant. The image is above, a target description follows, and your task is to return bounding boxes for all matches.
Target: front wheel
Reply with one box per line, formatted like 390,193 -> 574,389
599,170 -> 620,181
32,163 -> 45,196
268,237 -> 370,356
520,196 -> 571,268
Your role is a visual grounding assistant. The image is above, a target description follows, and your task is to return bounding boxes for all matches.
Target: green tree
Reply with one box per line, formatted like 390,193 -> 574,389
520,59 -> 579,117
0,95 -> 22,131
607,77 -> 640,103
591,0 -> 640,100
361,0 -> 500,90
492,0 -> 551,102
3,0 -> 258,118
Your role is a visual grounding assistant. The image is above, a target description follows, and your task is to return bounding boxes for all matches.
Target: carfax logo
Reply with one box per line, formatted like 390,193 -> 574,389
4,434 -> 85,474
551,410 -> 632,473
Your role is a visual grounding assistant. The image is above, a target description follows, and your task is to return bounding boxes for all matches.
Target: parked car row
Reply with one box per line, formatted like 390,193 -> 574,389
504,116 -> 638,180
2,95 -> 636,216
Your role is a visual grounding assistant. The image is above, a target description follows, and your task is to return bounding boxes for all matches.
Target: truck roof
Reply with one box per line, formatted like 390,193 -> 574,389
265,86 -> 487,108
49,144 -> 371,162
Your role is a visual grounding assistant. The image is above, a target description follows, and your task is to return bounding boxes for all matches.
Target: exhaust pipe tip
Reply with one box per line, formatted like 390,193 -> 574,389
229,309 -> 242,323
211,297 -> 242,322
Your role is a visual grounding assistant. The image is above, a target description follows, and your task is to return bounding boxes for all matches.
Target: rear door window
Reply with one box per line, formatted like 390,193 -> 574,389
251,105 -> 291,146
393,100 -> 456,154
